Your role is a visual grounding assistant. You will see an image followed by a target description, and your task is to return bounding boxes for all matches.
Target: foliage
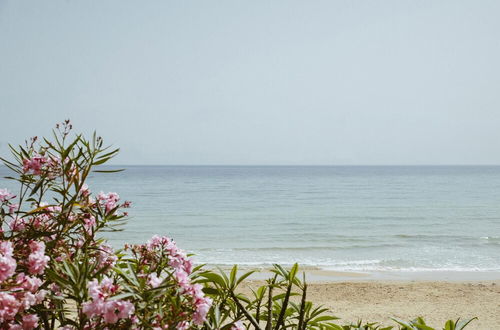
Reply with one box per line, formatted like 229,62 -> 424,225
197,263 -> 339,329
198,265 -> 477,330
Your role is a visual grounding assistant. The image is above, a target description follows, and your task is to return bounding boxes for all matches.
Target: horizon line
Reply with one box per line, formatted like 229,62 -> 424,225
103,164 -> 500,167
2,164 -> 500,167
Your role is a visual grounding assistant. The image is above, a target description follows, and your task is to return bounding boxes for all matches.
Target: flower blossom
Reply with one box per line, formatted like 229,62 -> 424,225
96,244 -> 117,269
80,184 -> 90,197
147,235 -> 193,274
0,189 -> 15,203
8,218 -> 26,232
22,155 -> 47,175
22,154 -> 61,178
22,314 -> 39,329
97,192 -> 120,213
15,273 -> 42,293
82,277 -> 134,324
189,284 -> 213,325
0,242 -> 16,282
27,241 -> 49,275
0,292 -> 21,323
147,273 -> 162,288
83,215 -> 96,234
8,204 -> 19,215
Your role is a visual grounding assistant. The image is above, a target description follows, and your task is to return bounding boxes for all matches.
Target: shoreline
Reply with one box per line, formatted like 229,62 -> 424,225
207,266 -> 500,282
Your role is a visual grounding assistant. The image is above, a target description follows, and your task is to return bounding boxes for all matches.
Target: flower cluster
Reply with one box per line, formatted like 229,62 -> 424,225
0,241 -> 48,329
0,242 -> 16,282
96,244 -> 118,269
97,192 -> 120,214
22,154 -> 61,178
82,277 -> 134,324
0,189 -> 17,215
27,241 -> 49,275
0,189 -> 15,203
129,235 -> 213,328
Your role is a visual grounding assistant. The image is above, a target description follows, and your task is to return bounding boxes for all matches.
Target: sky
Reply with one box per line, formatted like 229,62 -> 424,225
1,0 -> 499,165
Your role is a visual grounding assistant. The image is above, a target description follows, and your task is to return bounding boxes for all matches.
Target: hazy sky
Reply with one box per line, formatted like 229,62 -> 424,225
1,0 -> 499,165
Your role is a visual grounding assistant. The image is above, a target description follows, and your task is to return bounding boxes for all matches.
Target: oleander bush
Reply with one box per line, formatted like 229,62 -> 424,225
0,121 -> 476,329
0,121 -> 211,329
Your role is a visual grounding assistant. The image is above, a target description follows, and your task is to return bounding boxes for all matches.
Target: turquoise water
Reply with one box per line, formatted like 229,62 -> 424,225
1,166 -> 500,272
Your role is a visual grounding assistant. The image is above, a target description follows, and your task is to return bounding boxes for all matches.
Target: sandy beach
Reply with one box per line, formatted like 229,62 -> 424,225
236,270 -> 500,329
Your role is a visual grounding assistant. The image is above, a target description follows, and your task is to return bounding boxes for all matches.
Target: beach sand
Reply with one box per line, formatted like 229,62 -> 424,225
235,270 -> 500,329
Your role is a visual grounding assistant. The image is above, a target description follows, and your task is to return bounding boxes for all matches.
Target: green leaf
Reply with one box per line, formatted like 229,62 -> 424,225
236,270 -> 255,287
201,272 -> 227,288
109,292 -> 136,300
289,263 -> 299,280
202,287 -> 221,295
93,169 -> 125,173
230,265 -> 238,288
310,315 -> 339,323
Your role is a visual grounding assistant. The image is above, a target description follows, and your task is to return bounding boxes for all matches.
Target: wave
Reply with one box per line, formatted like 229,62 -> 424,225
197,259 -> 500,272
480,236 -> 500,242
194,243 -> 403,252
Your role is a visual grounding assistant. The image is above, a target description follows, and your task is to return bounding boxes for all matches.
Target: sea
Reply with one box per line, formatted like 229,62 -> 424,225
1,165 -> 499,273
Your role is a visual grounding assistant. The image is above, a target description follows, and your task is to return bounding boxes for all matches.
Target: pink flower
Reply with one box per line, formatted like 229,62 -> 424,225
49,283 -> 61,296
102,300 -> 134,324
27,241 -> 49,275
174,270 -> 190,290
8,217 -> 26,232
20,292 -> 36,310
146,235 -> 171,250
147,273 -> 162,288
35,290 -> 47,304
0,241 -> 14,257
0,242 -> 17,282
22,314 -> 38,329
80,184 -> 91,197
82,299 -> 105,317
0,189 -> 15,202
83,277 -> 134,324
8,204 -> 19,214
0,292 -> 21,323
186,283 -> 205,301
146,236 -> 193,275
96,244 -> 117,269
83,215 -> 96,234
22,155 -> 47,175
99,277 -> 117,294
87,279 -> 102,300
193,296 -> 212,325
97,192 -> 120,213
15,273 -> 42,293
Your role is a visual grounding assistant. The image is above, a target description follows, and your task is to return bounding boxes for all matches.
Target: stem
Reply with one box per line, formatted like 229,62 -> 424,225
274,282 -> 292,330
256,289 -> 265,323
231,292 -> 261,330
265,276 -> 277,330
297,281 -> 307,330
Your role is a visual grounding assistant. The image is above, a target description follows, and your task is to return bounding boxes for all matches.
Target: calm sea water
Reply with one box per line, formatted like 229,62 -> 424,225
1,166 -> 499,272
